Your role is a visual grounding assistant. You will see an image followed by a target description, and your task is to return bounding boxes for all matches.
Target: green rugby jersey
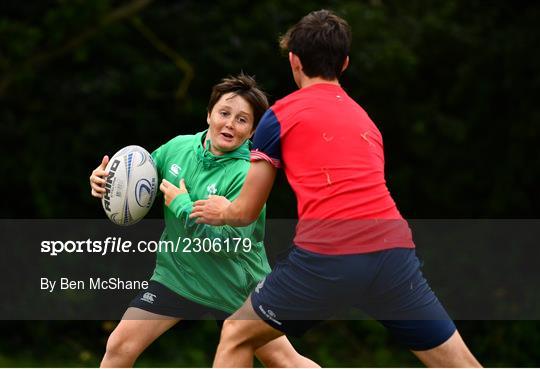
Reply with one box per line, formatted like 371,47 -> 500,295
150,130 -> 270,313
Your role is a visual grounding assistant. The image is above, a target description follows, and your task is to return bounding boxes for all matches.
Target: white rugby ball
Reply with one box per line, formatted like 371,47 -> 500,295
102,145 -> 158,226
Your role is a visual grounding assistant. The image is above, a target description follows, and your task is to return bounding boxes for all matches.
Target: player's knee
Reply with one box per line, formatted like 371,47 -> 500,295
220,319 -> 253,348
105,329 -> 144,360
220,319 -> 245,344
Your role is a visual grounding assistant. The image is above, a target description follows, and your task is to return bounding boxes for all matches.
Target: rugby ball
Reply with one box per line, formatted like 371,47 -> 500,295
102,145 -> 158,226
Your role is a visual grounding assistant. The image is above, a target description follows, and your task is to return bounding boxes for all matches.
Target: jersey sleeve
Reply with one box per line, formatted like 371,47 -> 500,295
251,108 -> 282,168
151,145 -> 164,183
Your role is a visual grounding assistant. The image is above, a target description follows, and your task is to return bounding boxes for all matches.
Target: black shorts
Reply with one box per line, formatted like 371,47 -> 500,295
251,246 -> 456,351
129,280 -> 229,322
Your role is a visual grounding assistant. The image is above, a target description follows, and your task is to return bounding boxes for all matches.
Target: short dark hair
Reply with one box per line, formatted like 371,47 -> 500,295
279,9 -> 351,80
207,74 -> 269,128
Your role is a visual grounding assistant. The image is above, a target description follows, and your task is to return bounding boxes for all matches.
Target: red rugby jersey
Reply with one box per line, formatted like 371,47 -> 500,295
251,83 -> 414,255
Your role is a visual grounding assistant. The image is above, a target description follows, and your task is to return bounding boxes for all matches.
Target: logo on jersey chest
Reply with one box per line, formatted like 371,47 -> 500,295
207,183 -> 217,195
169,164 -> 181,177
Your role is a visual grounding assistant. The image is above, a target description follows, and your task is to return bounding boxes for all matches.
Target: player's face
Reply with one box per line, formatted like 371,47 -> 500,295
207,93 -> 255,155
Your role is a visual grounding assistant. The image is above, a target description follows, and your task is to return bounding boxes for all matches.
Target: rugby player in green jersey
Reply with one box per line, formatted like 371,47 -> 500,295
89,74 -> 318,368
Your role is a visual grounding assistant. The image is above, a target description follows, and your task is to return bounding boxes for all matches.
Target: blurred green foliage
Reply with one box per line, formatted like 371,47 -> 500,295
1,0 -> 539,366
1,321 -> 539,367
2,0 -> 538,219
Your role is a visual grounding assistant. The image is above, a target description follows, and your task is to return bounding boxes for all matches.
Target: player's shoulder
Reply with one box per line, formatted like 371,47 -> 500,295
271,85 -> 331,117
153,133 -> 199,164
272,88 -> 305,109
162,133 -> 197,148
160,133 -> 201,153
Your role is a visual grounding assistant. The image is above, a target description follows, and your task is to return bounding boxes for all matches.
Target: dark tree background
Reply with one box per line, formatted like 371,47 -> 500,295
1,0 -> 539,366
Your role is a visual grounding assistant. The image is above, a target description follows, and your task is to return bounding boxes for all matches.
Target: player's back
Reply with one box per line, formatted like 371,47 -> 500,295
275,84 -> 398,219
253,83 -> 414,255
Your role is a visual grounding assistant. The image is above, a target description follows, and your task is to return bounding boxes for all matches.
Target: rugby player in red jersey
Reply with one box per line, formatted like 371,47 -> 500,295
191,9 -> 481,368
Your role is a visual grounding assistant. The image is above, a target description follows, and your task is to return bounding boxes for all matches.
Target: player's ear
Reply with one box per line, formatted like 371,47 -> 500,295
207,111 -> 211,125
341,56 -> 349,73
246,117 -> 256,138
288,51 -> 293,68
289,52 -> 303,72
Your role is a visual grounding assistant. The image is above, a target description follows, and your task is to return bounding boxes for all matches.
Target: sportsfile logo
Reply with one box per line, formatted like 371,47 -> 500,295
141,292 -> 156,304
103,159 -> 121,212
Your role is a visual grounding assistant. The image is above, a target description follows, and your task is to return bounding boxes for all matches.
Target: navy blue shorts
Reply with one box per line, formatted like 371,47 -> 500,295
129,280 -> 229,321
251,246 -> 456,351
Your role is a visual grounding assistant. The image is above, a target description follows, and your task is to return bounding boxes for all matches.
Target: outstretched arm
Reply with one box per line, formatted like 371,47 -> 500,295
190,160 -> 277,226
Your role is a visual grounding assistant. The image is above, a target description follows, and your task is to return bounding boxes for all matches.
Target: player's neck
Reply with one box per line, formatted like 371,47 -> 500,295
298,76 -> 340,89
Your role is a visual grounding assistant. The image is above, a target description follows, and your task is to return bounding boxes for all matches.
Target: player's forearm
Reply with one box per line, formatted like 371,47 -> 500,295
223,161 -> 275,226
223,199 -> 260,227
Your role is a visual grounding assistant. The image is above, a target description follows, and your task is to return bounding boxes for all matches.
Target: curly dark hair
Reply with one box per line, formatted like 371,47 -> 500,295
207,74 -> 269,128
